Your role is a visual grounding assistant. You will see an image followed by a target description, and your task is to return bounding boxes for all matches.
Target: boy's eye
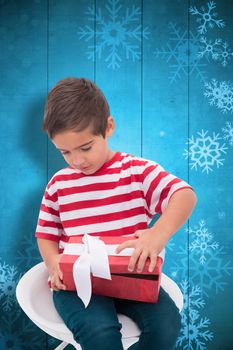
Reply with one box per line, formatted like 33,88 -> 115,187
61,151 -> 69,156
81,146 -> 91,152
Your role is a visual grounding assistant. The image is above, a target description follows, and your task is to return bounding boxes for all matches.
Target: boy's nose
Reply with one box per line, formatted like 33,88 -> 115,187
72,155 -> 85,168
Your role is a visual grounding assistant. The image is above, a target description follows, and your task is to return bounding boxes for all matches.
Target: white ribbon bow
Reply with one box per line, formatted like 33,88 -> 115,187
63,234 -> 165,308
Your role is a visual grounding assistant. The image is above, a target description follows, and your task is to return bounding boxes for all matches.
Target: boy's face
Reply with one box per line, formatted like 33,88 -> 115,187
52,117 -> 115,175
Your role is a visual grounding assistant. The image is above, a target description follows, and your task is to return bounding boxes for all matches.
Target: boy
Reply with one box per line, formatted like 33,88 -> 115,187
36,77 -> 197,350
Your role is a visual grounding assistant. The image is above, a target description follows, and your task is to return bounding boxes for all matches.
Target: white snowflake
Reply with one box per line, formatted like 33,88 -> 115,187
188,220 -> 219,265
189,1 -> 225,34
78,0 -> 149,69
198,36 -> 221,61
204,79 -> 233,113
0,261 -> 20,312
215,41 -> 233,67
198,37 -> 233,67
184,129 -> 227,174
154,22 -> 207,84
176,280 -> 214,350
222,121 -> 233,146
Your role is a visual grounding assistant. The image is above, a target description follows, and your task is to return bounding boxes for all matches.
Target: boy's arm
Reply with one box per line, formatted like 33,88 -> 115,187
116,188 -> 197,273
37,238 -> 66,291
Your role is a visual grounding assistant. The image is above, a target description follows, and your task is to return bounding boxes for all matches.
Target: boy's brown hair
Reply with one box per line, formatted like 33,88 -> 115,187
43,77 -> 110,139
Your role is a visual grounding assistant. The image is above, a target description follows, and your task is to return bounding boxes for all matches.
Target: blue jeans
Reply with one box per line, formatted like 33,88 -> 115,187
53,288 -> 181,350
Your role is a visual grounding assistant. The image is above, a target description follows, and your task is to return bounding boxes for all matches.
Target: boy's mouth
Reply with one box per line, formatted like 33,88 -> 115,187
79,166 -> 92,173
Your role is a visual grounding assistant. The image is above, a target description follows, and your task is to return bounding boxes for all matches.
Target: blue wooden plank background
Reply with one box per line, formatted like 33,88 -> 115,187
0,1 -> 232,349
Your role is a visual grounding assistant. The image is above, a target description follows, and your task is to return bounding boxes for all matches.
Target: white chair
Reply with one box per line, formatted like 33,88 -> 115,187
16,262 -> 183,350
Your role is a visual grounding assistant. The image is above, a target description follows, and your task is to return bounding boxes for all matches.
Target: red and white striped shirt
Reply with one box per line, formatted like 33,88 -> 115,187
35,152 -> 191,250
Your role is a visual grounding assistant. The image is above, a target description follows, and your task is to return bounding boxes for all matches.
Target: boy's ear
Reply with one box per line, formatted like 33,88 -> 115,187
106,116 -> 115,137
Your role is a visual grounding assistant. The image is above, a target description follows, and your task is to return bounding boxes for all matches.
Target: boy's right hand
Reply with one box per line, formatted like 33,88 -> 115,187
47,254 -> 66,291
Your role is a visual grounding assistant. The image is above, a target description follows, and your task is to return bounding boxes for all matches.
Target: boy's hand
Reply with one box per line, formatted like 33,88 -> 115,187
47,254 -> 66,291
116,229 -> 165,273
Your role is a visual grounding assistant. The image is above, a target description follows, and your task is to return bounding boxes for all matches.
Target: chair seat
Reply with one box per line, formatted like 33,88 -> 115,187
16,262 -> 183,349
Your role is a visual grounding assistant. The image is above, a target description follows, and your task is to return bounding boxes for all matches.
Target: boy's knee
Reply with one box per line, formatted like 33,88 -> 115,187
164,305 -> 181,333
160,310 -> 181,344
147,306 -> 181,348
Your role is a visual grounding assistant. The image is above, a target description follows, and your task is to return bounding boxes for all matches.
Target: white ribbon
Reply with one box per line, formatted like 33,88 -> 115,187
63,234 -> 165,308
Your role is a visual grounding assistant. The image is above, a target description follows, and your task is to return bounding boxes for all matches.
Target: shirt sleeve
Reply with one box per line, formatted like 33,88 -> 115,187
35,178 -> 64,242
142,161 -> 192,215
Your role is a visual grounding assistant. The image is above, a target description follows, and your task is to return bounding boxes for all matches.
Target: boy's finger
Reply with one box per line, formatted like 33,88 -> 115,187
56,274 -> 66,290
51,278 -> 59,291
128,248 -> 142,272
115,240 -> 135,254
136,251 -> 148,273
51,274 -> 66,290
59,282 -> 66,290
51,285 -> 59,291
148,254 -> 157,273
54,281 -> 66,291
58,268 -> 63,281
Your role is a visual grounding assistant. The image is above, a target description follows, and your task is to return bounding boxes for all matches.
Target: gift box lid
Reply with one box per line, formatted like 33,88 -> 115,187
60,235 -> 163,276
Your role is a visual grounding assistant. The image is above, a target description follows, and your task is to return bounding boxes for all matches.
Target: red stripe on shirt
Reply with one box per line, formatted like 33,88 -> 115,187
47,157 -> 148,185
155,178 -> 182,214
38,219 -> 63,229
142,164 -> 159,180
58,222 -> 148,240
44,190 -> 58,203
36,232 -> 60,242
62,206 -> 146,228
85,222 -> 148,236
59,190 -> 145,212
40,204 -> 59,217
57,174 -> 142,197
145,171 -> 170,208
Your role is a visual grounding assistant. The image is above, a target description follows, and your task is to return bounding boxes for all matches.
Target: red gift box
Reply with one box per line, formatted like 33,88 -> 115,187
60,235 -> 163,304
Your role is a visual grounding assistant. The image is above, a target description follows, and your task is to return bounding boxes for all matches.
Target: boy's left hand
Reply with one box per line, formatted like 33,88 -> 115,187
115,229 -> 165,273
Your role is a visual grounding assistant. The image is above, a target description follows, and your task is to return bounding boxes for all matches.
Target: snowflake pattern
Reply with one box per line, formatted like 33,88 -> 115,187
0,313 -> 45,350
198,37 -> 233,66
204,79 -> 233,113
78,0 -> 149,69
189,1 -> 225,34
0,261 -> 20,312
176,281 -> 214,350
214,41 -> 233,67
222,121 -> 233,146
188,220 -> 219,265
154,22 -> 207,83
15,234 -> 41,270
184,129 -> 227,174
170,245 -> 233,296
198,36 -> 221,60
166,237 -> 175,252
